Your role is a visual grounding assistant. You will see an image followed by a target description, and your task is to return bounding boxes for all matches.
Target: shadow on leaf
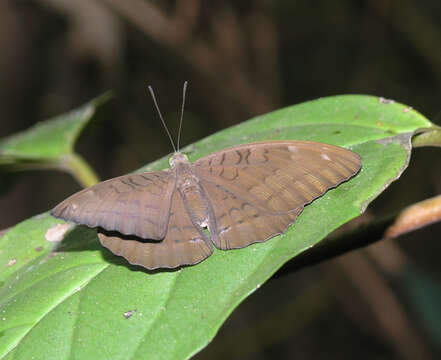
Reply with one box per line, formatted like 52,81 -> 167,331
55,224 -> 181,275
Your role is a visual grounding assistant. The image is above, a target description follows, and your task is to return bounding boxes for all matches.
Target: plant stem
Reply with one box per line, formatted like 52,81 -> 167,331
67,153 -> 100,188
412,127 -> 441,147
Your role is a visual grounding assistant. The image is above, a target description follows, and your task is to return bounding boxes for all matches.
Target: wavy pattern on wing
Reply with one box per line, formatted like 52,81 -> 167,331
199,179 -> 302,249
194,141 -> 361,249
51,171 -> 175,239
98,190 -> 213,269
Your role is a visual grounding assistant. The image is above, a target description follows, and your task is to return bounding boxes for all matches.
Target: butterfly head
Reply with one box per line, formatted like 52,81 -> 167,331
169,152 -> 189,169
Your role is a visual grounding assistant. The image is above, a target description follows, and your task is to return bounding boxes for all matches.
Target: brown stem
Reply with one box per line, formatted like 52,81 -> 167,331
369,0 -> 441,83
384,194 -> 441,239
100,0 -> 277,118
173,0 -> 200,38
336,252 -> 433,360
245,9 -> 281,106
366,239 -> 408,275
100,0 -> 181,44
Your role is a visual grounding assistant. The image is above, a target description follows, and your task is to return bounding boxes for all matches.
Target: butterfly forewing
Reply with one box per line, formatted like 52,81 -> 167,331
194,141 -> 361,249
51,171 -> 175,240
98,188 -> 213,269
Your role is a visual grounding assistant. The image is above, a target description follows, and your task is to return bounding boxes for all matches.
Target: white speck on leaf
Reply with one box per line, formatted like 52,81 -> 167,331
123,309 -> 137,319
45,223 -> 71,242
379,97 -> 395,104
6,259 -> 16,267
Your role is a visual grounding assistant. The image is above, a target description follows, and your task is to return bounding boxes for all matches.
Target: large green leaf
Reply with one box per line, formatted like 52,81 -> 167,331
0,95 -> 433,359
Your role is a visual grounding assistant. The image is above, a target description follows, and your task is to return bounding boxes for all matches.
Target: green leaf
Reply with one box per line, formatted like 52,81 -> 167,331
0,94 -> 110,160
0,93 -> 111,187
0,95 -> 434,360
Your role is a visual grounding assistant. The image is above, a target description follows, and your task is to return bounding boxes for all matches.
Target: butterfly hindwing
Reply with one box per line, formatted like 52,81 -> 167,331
98,188 -> 213,269
199,179 -> 303,249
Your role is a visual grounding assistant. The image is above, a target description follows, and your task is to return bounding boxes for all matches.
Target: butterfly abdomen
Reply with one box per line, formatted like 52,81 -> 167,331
174,163 -> 211,230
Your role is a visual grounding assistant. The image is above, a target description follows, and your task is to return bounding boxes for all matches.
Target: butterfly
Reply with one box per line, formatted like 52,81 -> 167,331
51,83 -> 361,269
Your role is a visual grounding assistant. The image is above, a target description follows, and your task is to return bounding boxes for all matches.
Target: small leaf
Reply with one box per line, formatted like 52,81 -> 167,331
0,93 -> 111,187
0,93 -> 110,161
0,95 -> 434,360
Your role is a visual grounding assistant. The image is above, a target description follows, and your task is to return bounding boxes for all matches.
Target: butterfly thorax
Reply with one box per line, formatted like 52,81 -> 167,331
169,152 -> 189,168
170,153 -> 212,229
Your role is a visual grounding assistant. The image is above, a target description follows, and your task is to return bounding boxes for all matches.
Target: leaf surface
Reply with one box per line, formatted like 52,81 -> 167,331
0,95 -> 433,360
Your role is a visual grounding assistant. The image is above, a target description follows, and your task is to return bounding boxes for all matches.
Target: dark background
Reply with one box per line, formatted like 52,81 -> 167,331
1,1 -> 440,359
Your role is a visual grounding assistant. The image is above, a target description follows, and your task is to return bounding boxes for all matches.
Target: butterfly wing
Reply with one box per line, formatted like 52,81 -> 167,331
197,180 -> 303,249
51,171 -> 175,240
97,189 -> 213,269
193,141 -> 361,249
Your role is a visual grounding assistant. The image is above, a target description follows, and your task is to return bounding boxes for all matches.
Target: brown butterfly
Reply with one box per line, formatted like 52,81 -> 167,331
51,84 -> 361,269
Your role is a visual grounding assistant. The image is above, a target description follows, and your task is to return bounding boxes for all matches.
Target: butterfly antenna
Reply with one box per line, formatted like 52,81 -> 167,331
147,85 -> 177,153
177,81 -> 188,152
